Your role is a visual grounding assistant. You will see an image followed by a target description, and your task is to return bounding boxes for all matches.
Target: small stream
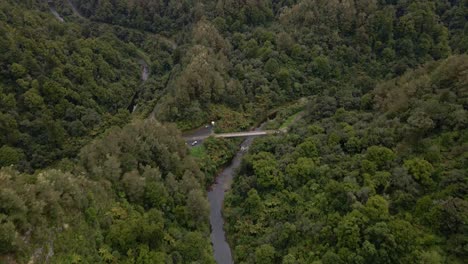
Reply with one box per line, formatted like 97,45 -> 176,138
141,61 -> 149,82
50,7 -> 64,22
66,0 -> 84,18
48,1 -> 64,22
128,60 -> 150,112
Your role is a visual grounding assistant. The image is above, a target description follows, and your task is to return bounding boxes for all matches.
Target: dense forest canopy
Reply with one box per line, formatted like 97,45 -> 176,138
1,0 -> 466,168
1,120 -> 214,263
225,55 -> 467,263
0,0 -> 466,263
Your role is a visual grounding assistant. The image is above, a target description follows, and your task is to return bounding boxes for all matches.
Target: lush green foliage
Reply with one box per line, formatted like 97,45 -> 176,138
0,1 -> 143,170
69,0 -> 198,35
152,0 -> 466,128
0,120 -> 214,263
44,0 -> 468,130
225,55 -> 467,263
190,137 -> 238,184
0,0 -> 467,263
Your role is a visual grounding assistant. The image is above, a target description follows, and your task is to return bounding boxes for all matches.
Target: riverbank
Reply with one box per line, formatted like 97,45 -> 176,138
207,123 -> 265,264
184,103 -> 305,263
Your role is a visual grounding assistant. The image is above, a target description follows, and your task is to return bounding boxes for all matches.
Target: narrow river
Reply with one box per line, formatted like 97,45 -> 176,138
208,137 -> 254,264
207,127 -> 263,264
183,123 -> 265,264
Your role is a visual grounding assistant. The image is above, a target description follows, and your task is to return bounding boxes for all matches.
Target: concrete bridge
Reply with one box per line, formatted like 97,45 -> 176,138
184,130 -> 282,142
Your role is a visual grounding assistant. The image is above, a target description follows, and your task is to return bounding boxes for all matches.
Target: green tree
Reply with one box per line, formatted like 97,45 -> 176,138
245,189 -> 263,217
187,189 -> 209,225
403,158 -> 434,186
251,152 -> 284,190
0,219 -> 16,254
255,244 -> 276,264
366,146 -> 395,169
10,63 -> 27,79
363,195 -> 389,221
0,146 -> 24,167
286,157 -> 317,186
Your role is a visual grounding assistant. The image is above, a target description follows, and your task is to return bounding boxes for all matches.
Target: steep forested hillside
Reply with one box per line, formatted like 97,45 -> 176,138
69,0 -> 198,35
61,0 -> 467,130
0,1 -> 142,170
0,2 -> 214,263
156,0 -> 467,128
225,55 -> 467,263
0,0 -> 466,263
1,120 -> 214,263
0,0 -> 180,171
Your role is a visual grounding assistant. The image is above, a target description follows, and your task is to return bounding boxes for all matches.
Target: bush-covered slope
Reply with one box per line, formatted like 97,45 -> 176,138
0,1 -> 145,170
151,0 -> 466,128
0,1 -> 466,263
1,120 -> 214,263
225,55 -> 467,263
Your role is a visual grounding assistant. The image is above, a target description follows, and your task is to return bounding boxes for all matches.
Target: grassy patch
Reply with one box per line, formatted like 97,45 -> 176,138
208,105 -> 251,133
280,111 -> 301,129
190,145 -> 207,159
135,49 -> 151,66
188,137 -> 239,187
263,99 -> 307,130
